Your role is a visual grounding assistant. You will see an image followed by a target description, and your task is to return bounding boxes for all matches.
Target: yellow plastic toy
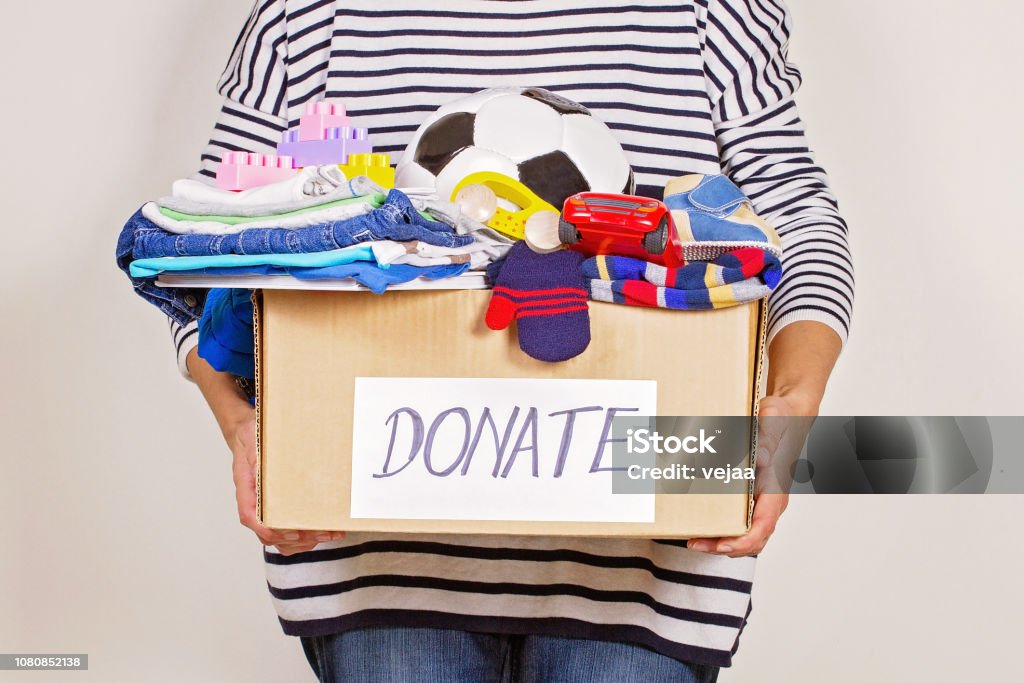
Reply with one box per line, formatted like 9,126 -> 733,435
450,172 -> 558,240
339,153 -> 395,188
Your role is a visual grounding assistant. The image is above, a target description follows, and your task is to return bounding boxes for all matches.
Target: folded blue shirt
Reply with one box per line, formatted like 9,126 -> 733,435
129,243 -> 376,279
289,261 -> 468,293
193,261 -> 468,293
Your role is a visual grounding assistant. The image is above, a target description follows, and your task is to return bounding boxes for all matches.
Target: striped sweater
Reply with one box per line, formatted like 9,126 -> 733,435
170,0 -> 853,667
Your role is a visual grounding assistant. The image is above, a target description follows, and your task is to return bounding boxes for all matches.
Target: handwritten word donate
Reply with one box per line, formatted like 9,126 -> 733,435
374,406 -> 639,479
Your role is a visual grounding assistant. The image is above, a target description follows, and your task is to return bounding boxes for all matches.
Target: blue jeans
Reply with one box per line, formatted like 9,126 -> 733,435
115,189 -> 472,326
130,190 -> 472,260
300,628 -> 719,683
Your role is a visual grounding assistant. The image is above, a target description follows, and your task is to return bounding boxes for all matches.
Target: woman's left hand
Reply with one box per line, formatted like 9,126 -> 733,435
686,391 -> 819,558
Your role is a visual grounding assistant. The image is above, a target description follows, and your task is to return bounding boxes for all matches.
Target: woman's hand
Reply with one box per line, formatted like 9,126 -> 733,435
687,321 -> 841,559
228,415 -> 345,555
687,393 -> 815,557
187,347 -> 345,556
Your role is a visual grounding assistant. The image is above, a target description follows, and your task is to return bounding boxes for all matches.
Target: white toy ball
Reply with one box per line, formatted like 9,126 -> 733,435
396,87 -> 634,210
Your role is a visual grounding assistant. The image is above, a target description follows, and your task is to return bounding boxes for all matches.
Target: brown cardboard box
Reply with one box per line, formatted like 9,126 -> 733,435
254,288 -> 765,538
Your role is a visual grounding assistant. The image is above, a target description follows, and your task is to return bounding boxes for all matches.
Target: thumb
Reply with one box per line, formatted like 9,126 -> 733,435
485,292 -> 516,330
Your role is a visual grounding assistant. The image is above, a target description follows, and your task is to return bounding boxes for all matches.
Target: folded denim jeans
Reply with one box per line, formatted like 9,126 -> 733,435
115,207 -> 205,326
128,189 -> 473,261
116,190 -> 474,325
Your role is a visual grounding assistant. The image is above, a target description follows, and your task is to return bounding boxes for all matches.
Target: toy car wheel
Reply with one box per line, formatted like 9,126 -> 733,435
558,216 -> 581,245
643,218 -> 669,255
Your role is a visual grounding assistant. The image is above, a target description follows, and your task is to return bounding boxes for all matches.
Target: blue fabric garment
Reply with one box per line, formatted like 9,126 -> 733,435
666,174 -> 748,215
129,189 -> 471,260
289,261 -> 468,293
179,261 -> 469,294
198,288 -> 256,379
129,243 -> 376,278
116,190 -> 472,324
663,175 -> 772,245
195,262 -> 467,381
300,627 -> 720,683
115,207 -> 205,326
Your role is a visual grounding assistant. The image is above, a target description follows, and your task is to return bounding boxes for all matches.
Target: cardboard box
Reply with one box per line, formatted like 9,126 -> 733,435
254,288 -> 766,538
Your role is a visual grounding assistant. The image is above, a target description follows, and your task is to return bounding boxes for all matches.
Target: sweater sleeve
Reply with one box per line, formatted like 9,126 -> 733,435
170,0 -> 289,381
700,0 -> 854,347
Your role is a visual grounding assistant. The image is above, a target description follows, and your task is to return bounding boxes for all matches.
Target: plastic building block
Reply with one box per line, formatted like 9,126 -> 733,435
215,152 -> 299,191
339,153 -> 395,188
277,126 -> 373,167
298,101 -> 352,142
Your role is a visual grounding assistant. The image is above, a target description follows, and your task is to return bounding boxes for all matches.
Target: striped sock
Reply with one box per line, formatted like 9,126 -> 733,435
582,248 -> 781,310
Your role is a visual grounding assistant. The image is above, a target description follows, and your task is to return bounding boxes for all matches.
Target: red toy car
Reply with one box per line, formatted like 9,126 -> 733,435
559,192 -> 683,267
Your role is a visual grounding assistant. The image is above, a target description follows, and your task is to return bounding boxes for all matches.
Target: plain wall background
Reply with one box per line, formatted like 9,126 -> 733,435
1,1 -> 1021,680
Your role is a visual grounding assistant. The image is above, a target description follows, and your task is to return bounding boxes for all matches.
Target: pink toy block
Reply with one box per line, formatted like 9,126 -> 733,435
298,100 -> 352,142
277,126 -> 373,167
215,151 -> 299,191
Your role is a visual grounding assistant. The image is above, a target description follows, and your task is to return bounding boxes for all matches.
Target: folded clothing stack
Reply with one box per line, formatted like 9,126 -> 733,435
114,166 -> 513,327
581,174 -> 783,310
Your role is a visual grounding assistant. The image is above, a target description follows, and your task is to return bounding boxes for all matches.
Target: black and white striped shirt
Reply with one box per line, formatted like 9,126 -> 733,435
170,0 -> 853,667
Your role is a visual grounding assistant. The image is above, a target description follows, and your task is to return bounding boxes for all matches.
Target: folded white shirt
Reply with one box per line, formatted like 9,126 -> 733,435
162,165 -> 372,217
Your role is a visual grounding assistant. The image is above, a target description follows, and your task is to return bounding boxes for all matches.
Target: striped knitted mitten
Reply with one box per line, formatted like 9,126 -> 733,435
486,242 -> 590,362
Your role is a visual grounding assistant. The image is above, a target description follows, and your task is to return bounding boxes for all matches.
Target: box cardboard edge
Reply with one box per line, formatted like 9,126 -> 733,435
747,298 -> 769,531
254,290 -> 266,525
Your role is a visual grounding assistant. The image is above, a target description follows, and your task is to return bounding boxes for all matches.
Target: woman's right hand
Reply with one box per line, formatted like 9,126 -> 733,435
187,346 -> 345,556
229,415 -> 346,555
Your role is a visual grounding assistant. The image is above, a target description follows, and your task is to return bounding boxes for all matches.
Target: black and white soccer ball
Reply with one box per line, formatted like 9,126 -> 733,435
395,87 -> 634,209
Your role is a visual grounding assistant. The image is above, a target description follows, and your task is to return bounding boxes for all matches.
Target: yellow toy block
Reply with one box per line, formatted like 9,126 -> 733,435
339,153 -> 395,188
450,172 -> 558,240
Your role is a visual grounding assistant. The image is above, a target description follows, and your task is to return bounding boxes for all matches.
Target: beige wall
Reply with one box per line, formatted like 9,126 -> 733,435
0,1 -> 1020,681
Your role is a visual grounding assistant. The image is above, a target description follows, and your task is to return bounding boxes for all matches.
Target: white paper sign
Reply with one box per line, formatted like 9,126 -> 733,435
350,377 -> 657,523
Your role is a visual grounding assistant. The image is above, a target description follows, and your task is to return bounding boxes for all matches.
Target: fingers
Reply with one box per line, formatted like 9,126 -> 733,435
225,418 -> 347,554
688,493 -> 788,558
230,423 -> 347,549
275,542 -> 319,556
234,457 -> 345,547
755,399 -> 790,467
756,398 -> 818,493
273,531 -> 347,556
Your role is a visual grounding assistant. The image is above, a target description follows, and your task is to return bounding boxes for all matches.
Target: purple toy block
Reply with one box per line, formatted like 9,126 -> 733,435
276,126 -> 373,167
298,101 -> 352,142
215,151 -> 298,191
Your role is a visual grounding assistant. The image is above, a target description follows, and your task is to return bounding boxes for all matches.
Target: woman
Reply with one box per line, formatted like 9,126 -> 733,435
176,1 -> 852,680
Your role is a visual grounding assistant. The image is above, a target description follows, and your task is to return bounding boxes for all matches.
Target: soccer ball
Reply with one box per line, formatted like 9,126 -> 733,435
395,87 -> 634,210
